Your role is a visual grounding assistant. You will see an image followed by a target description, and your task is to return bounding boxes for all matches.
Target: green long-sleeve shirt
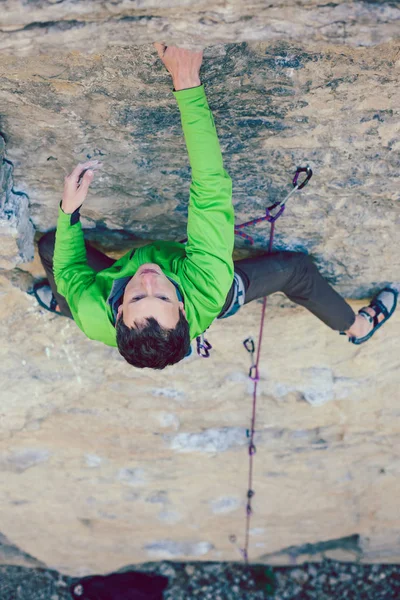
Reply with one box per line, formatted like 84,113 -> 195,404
53,85 -> 234,346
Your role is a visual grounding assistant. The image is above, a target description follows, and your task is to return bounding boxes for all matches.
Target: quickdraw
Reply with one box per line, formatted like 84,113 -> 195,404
234,166 -> 312,244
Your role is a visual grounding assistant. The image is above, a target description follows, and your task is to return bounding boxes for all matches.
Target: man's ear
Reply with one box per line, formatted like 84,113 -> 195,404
116,304 -> 123,323
178,301 -> 186,318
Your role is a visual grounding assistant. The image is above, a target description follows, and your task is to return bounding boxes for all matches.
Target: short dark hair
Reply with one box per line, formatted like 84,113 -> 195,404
116,310 -> 191,369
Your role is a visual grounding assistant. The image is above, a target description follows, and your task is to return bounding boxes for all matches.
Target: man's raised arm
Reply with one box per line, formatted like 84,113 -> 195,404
155,44 -> 234,313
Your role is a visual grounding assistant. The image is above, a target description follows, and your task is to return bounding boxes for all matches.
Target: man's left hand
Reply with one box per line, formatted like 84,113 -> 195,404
61,160 -> 102,215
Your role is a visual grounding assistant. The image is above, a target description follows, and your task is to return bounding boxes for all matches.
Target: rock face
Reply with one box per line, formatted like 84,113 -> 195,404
0,2 -> 399,293
1,272 -> 400,576
1,1 -> 399,51
0,136 -> 34,268
0,0 -> 400,576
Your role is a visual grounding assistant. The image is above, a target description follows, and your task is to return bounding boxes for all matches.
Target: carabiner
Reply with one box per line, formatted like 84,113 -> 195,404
249,365 -> 259,381
293,166 -> 313,190
249,443 -> 257,456
243,337 -> 255,354
196,335 -> 212,358
273,165 -> 312,212
265,203 -> 286,223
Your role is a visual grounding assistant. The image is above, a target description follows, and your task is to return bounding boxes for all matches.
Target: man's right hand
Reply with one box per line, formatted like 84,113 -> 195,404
154,43 -> 203,91
61,160 -> 101,215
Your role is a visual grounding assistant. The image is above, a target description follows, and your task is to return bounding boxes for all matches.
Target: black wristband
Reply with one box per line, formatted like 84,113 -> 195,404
60,201 -> 82,225
173,83 -> 202,92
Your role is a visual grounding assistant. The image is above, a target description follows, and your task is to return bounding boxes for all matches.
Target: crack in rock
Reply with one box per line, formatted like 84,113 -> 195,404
0,144 -> 34,269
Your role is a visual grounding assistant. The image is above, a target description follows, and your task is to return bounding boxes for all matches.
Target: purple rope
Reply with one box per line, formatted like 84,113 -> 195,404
234,167 -> 313,559
224,169 -> 313,557
240,218 -> 278,564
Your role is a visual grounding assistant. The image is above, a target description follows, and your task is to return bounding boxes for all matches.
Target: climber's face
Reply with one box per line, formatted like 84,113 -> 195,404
117,263 -> 185,329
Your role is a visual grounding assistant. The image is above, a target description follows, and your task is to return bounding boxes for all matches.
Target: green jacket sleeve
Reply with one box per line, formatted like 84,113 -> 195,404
53,208 -> 96,328
173,85 -> 234,312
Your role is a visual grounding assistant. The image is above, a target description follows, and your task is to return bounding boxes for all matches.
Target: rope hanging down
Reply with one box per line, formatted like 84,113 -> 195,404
237,166 -> 313,563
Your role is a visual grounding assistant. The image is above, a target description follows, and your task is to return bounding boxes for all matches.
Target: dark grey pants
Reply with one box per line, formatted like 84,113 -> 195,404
220,252 -> 356,331
38,231 -> 356,331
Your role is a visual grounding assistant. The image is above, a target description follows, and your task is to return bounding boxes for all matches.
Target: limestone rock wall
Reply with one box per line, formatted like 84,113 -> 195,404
1,271 -> 400,576
1,0 -> 399,51
0,34 -> 399,293
0,0 -> 399,575
0,136 -> 34,268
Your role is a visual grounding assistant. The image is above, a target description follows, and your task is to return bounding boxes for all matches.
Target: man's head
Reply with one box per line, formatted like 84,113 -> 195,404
116,263 -> 191,369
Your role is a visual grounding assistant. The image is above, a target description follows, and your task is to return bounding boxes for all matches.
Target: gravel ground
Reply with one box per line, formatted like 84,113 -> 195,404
1,560 -> 400,600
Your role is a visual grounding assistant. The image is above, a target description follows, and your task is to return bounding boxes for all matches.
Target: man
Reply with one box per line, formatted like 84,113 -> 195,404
35,44 -> 397,369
